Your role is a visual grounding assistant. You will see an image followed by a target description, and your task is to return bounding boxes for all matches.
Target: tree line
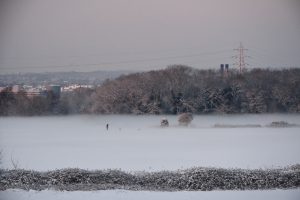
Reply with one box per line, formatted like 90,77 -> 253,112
1,65 -> 299,116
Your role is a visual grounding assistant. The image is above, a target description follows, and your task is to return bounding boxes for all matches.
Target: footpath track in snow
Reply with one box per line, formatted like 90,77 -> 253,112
1,165 -> 299,191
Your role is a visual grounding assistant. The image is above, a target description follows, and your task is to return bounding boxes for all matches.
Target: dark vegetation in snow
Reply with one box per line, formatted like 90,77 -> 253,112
0,165 -> 299,191
1,66 -> 300,115
267,121 -> 298,127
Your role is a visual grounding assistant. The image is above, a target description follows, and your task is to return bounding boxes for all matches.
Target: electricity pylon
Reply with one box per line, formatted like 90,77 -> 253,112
233,42 -> 249,73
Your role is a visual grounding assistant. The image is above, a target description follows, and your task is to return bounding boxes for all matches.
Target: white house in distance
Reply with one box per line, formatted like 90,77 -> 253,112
61,84 -> 94,92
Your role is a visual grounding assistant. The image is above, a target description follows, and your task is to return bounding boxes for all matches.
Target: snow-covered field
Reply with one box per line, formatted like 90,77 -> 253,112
0,114 -> 300,199
1,189 -> 300,200
0,114 -> 300,171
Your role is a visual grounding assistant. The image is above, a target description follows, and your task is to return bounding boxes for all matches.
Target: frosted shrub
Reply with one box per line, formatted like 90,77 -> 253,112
160,118 -> 169,127
178,113 -> 193,126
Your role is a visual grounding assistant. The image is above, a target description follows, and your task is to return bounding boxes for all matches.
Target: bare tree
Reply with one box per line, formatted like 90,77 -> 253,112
10,155 -> 19,169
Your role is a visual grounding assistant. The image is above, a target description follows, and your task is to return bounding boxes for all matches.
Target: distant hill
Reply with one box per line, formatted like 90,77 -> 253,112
0,70 -> 134,86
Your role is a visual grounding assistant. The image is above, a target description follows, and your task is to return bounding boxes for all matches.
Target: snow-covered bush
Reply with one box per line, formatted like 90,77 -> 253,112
178,113 -> 193,126
160,118 -> 169,127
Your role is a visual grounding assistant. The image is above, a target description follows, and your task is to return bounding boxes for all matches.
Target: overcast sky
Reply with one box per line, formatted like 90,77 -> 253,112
0,0 -> 299,74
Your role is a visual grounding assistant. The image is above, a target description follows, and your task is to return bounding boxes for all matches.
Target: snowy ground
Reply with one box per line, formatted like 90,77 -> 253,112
1,189 -> 300,200
0,114 -> 300,199
0,114 -> 300,171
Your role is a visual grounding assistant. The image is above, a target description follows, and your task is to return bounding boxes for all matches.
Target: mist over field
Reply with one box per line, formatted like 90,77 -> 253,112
1,114 -> 299,171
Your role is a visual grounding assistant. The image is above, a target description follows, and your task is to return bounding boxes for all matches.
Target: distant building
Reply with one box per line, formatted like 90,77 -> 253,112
12,85 -> 23,93
46,85 -> 61,98
220,64 -> 224,75
21,85 -> 47,97
26,88 -> 46,97
220,64 -> 229,76
0,87 -> 7,92
61,84 -> 93,92
225,64 -> 229,73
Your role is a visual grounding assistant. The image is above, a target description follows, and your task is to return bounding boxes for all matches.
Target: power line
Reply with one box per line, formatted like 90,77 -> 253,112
0,49 -> 232,70
0,48 -> 233,61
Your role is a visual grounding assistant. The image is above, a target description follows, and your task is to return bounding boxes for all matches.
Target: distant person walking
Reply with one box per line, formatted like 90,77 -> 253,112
106,123 -> 109,130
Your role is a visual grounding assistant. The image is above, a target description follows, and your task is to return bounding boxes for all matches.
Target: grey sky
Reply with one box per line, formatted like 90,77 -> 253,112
0,0 -> 299,74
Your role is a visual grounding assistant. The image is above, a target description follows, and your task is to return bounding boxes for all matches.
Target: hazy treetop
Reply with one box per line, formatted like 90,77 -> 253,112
0,0 -> 299,74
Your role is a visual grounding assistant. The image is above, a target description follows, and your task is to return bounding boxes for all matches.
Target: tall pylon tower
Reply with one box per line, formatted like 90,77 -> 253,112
233,42 -> 248,73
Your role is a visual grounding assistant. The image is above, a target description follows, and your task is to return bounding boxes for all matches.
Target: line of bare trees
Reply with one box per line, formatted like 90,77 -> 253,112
1,65 -> 300,116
